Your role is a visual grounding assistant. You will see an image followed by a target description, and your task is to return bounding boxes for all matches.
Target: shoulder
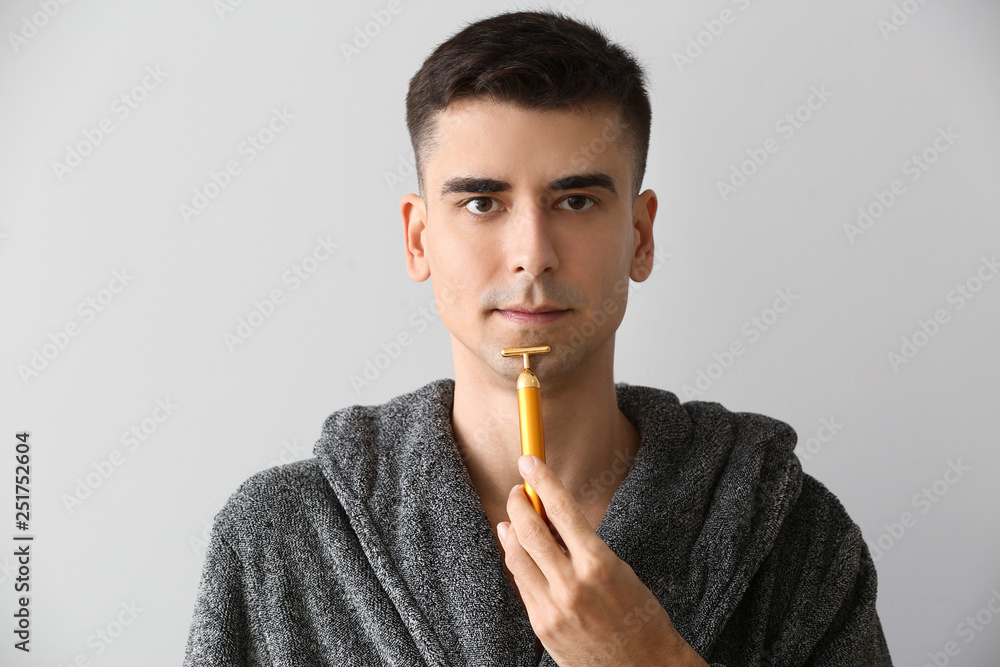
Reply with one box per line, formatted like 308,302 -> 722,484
667,394 -> 867,568
773,471 -> 869,574
763,469 -> 878,631
208,458 -> 343,546
755,472 -> 888,660
230,457 -> 330,506
616,382 -> 800,460
655,393 -> 802,480
680,397 -> 799,453
679,397 -> 863,557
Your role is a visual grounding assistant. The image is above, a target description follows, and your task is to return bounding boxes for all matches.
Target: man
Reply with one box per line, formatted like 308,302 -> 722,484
183,9 -> 893,666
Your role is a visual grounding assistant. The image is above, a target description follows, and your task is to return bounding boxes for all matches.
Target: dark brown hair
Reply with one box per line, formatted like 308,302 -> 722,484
405,9 -> 652,203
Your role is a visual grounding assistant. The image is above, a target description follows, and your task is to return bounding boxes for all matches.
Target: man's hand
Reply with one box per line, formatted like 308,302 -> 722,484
496,454 -> 709,667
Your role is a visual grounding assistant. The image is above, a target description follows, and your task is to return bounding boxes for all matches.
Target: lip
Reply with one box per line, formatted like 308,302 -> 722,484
496,309 -> 569,325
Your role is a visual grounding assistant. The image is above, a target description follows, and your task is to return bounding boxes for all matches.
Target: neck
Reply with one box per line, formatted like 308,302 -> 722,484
449,334 -> 641,519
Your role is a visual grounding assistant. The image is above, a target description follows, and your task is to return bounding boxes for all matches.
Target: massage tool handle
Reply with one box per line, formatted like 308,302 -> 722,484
500,345 -> 551,521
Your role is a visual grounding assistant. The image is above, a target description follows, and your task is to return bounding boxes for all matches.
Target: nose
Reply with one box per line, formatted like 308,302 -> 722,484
505,196 -> 559,277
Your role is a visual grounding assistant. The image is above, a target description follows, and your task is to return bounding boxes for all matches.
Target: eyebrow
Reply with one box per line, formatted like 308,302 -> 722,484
439,171 -> 618,198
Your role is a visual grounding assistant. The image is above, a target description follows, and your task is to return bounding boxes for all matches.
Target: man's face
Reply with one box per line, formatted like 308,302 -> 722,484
401,97 -> 656,384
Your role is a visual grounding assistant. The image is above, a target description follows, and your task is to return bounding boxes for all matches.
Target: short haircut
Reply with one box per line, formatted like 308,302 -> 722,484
405,9 -> 652,203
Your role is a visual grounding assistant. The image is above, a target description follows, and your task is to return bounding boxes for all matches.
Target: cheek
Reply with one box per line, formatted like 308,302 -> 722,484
430,239 -> 478,296
449,254 -> 499,301
433,280 -> 462,320
592,289 -> 628,333
585,260 -> 631,329
432,270 -> 486,324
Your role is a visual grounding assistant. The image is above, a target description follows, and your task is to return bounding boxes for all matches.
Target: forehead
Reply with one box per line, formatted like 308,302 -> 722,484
426,97 -> 629,189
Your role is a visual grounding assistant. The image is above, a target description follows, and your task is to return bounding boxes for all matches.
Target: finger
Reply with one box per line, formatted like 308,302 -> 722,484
517,455 -> 598,557
504,483 -> 567,591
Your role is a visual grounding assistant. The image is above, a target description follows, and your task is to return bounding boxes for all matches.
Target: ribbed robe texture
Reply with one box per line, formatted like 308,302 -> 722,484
182,378 -> 893,666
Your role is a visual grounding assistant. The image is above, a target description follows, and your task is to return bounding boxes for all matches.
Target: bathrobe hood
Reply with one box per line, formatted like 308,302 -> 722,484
313,378 -> 814,665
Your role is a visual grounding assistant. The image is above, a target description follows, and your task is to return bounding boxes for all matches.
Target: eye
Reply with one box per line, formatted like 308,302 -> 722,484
459,194 -> 597,217
462,197 -> 502,216
556,195 -> 597,212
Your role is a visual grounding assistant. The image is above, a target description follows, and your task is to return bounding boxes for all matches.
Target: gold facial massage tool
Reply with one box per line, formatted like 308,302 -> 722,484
500,345 -> 551,521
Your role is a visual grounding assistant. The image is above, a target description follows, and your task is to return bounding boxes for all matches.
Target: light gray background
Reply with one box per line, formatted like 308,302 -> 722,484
2,0 -> 998,665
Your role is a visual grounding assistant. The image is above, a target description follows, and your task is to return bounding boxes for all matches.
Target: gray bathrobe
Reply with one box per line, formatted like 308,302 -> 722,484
182,378 -> 893,666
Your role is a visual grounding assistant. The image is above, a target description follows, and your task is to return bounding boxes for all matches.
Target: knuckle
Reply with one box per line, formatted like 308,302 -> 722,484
525,471 -> 544,493
518,522 -> 542,544
577,551 -> 610,582
541,615 -> 563,638
545,495 -> 573,521
557,578 -> 586,608
537,602 -> 565,636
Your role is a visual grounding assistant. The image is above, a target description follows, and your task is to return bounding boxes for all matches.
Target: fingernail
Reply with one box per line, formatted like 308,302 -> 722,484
519,455 -> 536,474
497,522 -> 508,541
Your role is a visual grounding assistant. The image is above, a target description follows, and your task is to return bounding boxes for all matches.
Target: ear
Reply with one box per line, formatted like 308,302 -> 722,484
401,192 -> 430,281
629,189 -> 657,282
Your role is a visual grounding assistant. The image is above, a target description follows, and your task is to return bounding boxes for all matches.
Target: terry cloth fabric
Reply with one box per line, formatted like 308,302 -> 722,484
182,377 -> 893,666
